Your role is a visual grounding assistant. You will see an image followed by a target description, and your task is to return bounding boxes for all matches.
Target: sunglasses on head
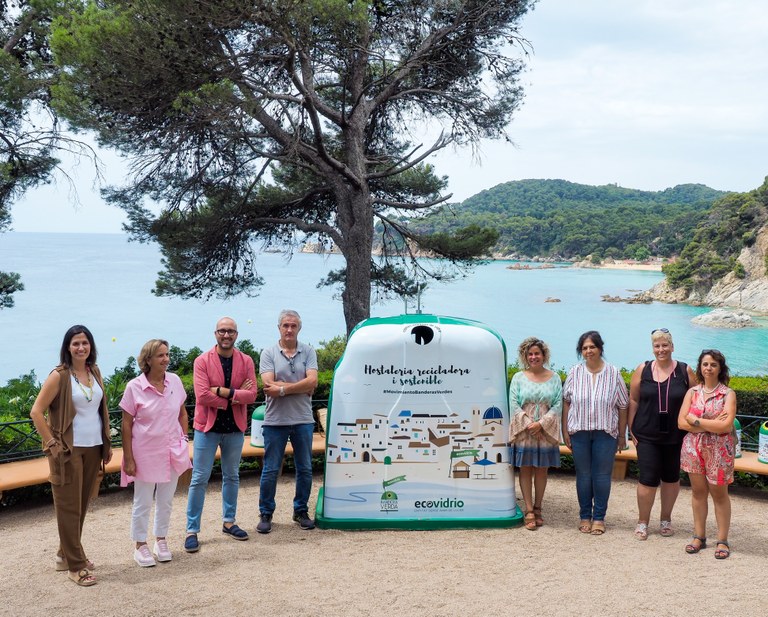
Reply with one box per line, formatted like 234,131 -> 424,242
701,348 -> 721,355
651,328 -> 670,334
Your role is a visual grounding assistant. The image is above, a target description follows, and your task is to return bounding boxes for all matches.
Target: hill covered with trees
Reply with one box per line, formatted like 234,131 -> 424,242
406,179 -> 728,260
662,178 -> 768,291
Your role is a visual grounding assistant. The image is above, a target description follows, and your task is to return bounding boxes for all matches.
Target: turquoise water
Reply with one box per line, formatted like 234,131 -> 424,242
2,232 -> 767,381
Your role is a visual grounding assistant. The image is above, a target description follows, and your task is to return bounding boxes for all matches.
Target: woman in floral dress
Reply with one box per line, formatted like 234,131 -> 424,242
678,349 -> 737,559
509,337 -> 562,530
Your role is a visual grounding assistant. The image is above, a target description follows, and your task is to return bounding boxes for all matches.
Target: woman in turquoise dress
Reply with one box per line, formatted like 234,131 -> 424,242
509,337 -> 563,530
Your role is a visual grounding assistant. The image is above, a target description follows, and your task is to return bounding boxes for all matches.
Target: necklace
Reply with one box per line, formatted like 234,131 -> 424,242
652,360 -> 676,414
72,369 -> 93,402
702,383 -> 719,394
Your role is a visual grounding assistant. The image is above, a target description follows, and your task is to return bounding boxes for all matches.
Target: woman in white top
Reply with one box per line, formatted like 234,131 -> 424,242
562,331 -> 628,535
30,325 -> 112,587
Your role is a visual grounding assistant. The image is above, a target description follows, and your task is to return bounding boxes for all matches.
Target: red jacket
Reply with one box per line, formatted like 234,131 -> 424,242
193,346 -> 258,433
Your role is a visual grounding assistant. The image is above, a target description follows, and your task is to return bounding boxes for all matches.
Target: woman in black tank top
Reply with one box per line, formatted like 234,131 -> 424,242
628,329 -> 697,540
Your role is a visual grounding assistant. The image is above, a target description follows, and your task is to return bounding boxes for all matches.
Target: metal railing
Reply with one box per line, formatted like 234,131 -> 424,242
736,414 -> 766,452
0,400 -> 331,464
1,406 -> 761,466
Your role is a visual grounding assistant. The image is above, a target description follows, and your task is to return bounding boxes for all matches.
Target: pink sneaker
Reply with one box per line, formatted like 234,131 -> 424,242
153,539 -> 172,562
134,544 -> 156,567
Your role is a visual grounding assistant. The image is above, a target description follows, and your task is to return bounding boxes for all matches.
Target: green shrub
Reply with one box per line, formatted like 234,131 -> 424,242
730,376 -> 768,417
315,370 -> 333,401
0,372 -> 40,420
235,339 -> 260,368
316,335 -> 346,372
169,344 -> 203,375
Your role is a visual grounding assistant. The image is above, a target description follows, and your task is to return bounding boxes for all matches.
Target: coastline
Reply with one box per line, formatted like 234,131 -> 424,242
572,261 -> 663,272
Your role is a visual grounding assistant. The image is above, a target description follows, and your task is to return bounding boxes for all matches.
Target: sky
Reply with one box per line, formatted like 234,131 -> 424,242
10,0 -> 768,233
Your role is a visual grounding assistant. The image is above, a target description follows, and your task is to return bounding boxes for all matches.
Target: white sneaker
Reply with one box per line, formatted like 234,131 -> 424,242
134,544 -> 156,567
153,539 -> 172,562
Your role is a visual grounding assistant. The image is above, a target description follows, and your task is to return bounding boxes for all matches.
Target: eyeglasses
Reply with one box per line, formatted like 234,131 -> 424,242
651,328 -> 670,334
281,352 -> 296,373
216,329 -> 238,336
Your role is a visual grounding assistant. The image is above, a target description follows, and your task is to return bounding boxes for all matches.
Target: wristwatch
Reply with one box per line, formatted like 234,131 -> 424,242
279,386 -> 285,397
693,419 -> 701,427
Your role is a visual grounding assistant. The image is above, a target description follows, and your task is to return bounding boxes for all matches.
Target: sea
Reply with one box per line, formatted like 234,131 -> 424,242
2,232 -> 768,383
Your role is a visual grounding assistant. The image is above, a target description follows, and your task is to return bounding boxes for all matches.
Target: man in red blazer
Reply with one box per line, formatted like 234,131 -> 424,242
184,317 -> 257,553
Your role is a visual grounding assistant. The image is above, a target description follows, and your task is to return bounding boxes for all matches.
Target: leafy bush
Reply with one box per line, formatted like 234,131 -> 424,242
169,344 -> 203,375
316,335 -> 346,372
236,339 -> 260,367
0,372 -> 40,420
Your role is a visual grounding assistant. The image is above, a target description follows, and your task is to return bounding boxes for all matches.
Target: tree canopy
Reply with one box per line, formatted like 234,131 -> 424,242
0,0 -> 97,308
1,0 -> 62,307
51,0 -> 533,333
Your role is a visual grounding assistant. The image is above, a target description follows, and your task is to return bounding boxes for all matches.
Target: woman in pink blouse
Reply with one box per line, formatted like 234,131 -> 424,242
678,349 -> 737,559
121,339 -> 191,567
562,331 -> 629,535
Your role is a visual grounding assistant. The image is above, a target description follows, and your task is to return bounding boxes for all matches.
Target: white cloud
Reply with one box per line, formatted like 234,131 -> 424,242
9,0 -> 768,231
433,0 -> 768,198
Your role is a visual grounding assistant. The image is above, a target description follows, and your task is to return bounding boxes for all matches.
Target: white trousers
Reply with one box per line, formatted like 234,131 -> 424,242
130,474 -> 179,542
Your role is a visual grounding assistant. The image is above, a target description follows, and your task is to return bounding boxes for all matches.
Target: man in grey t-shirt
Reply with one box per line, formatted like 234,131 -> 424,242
257,309 -> 318,533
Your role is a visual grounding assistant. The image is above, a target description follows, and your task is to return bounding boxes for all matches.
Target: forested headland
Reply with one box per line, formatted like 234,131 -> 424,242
662,177 -> 768,291
400,179 -> 727,261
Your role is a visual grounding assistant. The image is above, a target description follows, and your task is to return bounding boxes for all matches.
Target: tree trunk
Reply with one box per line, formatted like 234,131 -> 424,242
336,186 -> 373,336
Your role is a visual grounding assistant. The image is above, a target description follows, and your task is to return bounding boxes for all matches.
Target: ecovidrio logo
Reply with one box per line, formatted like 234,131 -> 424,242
414,497 -> 465,510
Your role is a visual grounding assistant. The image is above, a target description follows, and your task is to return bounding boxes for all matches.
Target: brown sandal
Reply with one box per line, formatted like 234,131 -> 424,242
524,511 -> 537,531
68,568 -> 97,587
578,519 -> 592,534
590,520 -> 606,535
533,506 -> 544,527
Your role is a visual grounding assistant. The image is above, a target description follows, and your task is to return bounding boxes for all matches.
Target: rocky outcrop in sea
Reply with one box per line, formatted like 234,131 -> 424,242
691,309 -> 758,328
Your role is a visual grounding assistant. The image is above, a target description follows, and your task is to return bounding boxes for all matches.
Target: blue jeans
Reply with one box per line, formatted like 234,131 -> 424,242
259,423 -> 314,515
569,430 -> 617,521
186,430 -> 244,533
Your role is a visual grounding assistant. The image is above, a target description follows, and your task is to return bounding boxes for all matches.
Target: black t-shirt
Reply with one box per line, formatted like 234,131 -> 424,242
631,361 -> 690,445
210,354 -> 240,434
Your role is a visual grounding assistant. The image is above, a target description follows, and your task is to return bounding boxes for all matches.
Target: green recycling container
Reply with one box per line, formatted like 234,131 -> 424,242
250,404 -> 266,448
758,421 -> 768,464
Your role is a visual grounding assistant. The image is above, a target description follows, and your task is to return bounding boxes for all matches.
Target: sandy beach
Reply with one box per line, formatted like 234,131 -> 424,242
2,470 -> 765,617
572,260 -> 664,272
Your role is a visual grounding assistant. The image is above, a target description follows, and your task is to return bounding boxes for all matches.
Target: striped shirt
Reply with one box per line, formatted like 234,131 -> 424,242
563,362 -> 629,438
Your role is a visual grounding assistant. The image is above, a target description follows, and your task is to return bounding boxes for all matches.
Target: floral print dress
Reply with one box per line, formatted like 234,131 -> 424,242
680,383 -> 735,485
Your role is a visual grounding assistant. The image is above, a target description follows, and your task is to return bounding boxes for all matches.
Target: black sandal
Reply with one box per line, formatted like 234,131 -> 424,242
714,540 -> 730,559
685,535 -> 707,554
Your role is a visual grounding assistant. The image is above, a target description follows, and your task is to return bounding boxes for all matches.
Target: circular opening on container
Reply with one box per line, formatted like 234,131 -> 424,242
410,325 -> 434,345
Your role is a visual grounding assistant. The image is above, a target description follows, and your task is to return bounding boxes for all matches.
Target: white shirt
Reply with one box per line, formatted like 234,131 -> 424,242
71,374 -> 105,447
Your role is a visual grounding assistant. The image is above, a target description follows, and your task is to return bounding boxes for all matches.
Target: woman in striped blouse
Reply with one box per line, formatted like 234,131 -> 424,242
562,331 -> 629,535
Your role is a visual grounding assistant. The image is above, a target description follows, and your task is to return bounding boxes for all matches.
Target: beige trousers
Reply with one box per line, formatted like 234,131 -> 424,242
51,445 -> 102,572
